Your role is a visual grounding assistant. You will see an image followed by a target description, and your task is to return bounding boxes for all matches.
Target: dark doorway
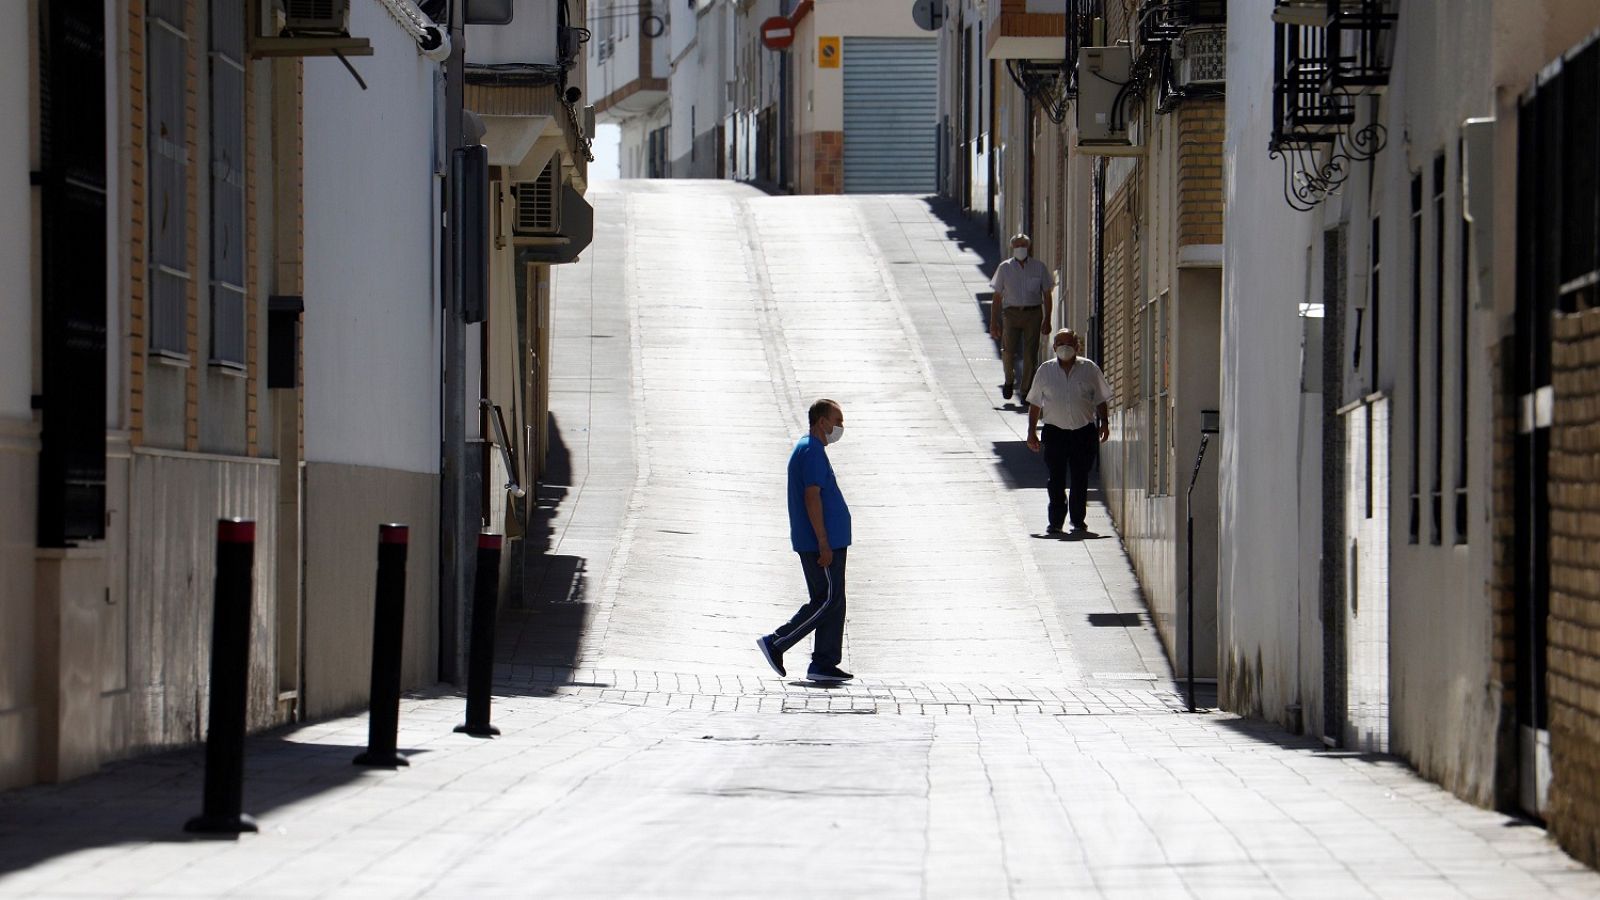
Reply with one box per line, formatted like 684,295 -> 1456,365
37,0 -> 109,547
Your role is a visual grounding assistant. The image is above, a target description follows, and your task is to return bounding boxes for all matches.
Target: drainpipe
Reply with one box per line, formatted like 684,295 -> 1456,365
1091,156 -> 1106,362
1023,93 -> 1034,236
439,0 -> 468,683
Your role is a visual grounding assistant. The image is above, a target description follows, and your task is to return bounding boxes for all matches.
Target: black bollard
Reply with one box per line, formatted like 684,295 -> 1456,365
185,519 -> 259,836
456,532 -> 503,737
355,523 -> 410,768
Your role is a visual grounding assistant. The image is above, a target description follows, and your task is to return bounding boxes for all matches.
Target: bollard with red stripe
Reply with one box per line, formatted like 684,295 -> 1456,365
186,519 -> 259,835
355,524 -> 411,767
455,531 -> 503,737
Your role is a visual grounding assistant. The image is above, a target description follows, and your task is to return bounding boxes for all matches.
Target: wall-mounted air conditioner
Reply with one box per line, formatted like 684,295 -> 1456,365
513,164 -> 560,237
281,0 -> 349,34
1076,45 -> 1141,156
1174,27 -> 1226,88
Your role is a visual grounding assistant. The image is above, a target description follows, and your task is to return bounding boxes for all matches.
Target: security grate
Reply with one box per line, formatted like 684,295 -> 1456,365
1177,27 -> 1226,85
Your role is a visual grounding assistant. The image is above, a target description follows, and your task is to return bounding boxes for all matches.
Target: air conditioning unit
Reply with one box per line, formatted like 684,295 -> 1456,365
514,164 -> 560,237
1076,45 -> 1141,155
281,0 -> 349,33
1174,27 -> 1226,88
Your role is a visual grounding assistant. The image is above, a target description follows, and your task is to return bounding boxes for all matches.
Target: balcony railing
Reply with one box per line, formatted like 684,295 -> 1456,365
1268,0 -> 1395,210
1327,0 -> 1397,94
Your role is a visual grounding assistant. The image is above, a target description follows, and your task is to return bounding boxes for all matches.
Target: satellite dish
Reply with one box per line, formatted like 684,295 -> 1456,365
911,0 -> 944,31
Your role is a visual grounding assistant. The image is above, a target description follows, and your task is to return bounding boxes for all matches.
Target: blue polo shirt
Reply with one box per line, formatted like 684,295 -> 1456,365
788,434 -> 851,552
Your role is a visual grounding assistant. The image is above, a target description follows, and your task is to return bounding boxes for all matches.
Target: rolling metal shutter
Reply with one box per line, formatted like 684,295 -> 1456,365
843,37 -> 938,194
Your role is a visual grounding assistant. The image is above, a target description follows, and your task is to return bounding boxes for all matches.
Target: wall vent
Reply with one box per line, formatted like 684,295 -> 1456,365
514,164 -> 560,236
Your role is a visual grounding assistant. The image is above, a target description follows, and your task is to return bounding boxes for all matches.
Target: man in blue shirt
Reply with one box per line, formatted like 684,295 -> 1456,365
756,399 -> 854,683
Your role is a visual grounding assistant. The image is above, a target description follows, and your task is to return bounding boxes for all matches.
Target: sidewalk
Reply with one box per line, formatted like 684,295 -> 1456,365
2,182 -> 1596,899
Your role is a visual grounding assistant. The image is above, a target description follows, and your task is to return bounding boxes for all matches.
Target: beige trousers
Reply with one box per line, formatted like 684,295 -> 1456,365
1001,305 -> 1043,397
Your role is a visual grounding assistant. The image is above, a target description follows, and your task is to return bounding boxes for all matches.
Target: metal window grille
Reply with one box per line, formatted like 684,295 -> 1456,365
1431,154 -> 1445,546
1456,141 -> 1470,545
148,3 -> 190,357
1369,215 -> 1381,394
210,0 -> 247,367
1408,172 -> 1422,544
1177,27 -> 1227,86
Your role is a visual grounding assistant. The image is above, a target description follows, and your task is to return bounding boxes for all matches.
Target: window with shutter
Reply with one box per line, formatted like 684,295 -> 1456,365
148,1 -> 190,358
210,0 -> 247,367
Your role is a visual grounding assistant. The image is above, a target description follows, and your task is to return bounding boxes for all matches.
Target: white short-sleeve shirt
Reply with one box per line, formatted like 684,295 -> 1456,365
1026,357 -> 1113,430
989,257 -> 1053,309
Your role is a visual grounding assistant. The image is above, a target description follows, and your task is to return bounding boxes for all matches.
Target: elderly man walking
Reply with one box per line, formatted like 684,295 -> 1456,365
756,399 -> 854,684
988,233 -> 1054,403
1027,329 -> 1112,533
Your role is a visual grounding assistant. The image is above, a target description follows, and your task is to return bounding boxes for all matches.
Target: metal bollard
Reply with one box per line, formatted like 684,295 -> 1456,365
354,524 -> 410,768
455,532 -> 503,737
185,519 -> 259,836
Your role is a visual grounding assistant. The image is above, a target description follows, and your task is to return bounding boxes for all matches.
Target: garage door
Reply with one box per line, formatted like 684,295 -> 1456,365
843,37 -> 938,194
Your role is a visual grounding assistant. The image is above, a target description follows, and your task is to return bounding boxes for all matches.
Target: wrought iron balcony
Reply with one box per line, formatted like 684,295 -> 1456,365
1268,0 -> 1395,210
1326,0 -> 1397,94
1273,23 -> 1353,145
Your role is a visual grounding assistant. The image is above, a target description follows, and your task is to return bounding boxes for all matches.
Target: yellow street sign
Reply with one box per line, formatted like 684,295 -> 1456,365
818,36 -> 840,68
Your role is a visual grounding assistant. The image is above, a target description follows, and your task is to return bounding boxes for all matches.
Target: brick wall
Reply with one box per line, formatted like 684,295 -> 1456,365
1101,169 -> 1144,407
800,130 -> 842,195
1177,100 -> 1224,247
987,0 -> 1068,52
1548,306 -> 1600,869
1490,335 -> 1520,809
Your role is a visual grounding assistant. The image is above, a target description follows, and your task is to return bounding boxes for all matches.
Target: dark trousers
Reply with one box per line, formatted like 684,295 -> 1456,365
771,548 -> 847,667
1042,423 -> 1098,529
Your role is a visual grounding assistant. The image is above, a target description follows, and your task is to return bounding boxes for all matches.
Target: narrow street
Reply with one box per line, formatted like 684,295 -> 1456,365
2,182 -> 1596,898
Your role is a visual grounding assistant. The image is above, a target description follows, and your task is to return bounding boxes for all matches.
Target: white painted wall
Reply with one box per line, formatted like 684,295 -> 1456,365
1218,0 -> 1322,724
0,5 -> 33,422
588,0 -> 643,110
794,0 -> 929,135
1360,0 -> 1499,803
302,1 -> 442,474
467,0 -> 560,65
667,34 -> 701,164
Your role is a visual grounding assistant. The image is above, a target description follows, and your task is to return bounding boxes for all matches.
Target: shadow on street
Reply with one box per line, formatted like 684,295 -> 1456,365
0,735 -> 438,876
496,412 -> 591,679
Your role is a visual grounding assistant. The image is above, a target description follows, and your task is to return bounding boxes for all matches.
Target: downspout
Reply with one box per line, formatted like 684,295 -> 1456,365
1091,156 -> 1106,362
1024,93 -> 1034,236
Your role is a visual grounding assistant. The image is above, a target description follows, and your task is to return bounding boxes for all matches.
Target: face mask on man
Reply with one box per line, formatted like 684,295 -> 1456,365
1012,247 -> 1029,261
1055,345 -> 1077,362
826,424 -> 844,445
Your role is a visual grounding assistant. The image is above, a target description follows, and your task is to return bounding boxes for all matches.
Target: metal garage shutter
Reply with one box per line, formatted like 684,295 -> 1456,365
843,37 -> 938,194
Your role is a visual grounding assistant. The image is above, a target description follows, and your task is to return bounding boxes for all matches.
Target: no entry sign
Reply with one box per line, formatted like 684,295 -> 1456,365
760,16 -> 795,50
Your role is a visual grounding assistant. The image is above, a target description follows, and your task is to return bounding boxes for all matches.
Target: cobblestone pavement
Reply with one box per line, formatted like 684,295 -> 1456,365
2,182 -> 1597,898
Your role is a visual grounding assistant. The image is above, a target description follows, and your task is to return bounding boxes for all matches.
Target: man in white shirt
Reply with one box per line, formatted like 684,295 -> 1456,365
988,233 -> 1054,404
1025,329 -> 1112,533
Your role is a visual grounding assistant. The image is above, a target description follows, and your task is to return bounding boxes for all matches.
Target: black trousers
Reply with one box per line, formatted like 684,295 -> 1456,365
771,548 -> 847,667
1041,423 -> 1098,529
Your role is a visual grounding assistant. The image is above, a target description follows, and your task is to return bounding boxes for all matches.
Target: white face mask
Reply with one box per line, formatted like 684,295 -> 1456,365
1012,247 -> 1029,261
1055,345 -> 1077,362
826,425 -> 844,445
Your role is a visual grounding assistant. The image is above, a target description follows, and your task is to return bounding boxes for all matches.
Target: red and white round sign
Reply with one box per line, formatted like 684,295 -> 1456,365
760,16 -> 795,51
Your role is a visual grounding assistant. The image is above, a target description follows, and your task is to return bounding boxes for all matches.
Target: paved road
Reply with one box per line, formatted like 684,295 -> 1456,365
2,182 -> 1596,899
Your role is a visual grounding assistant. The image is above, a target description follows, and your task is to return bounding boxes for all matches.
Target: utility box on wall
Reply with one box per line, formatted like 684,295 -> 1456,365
1076,46 -> 1142,156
